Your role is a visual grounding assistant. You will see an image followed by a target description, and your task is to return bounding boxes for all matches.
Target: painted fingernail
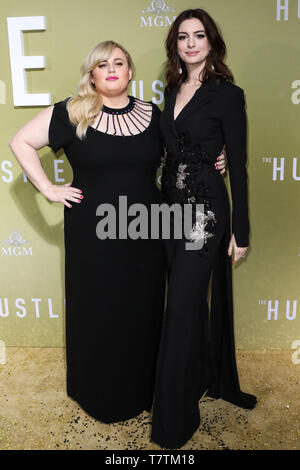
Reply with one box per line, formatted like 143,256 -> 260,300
78,200 -> 81,203
70,205 -> 72,208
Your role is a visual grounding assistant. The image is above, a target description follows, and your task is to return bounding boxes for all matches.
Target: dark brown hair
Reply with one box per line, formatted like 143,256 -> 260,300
165,9 -> 234,90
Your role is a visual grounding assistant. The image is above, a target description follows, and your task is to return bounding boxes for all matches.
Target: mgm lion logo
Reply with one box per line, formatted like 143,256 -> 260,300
1,231 -> 30,246
142,1 -> 175,14
1,231 -> 32,256
140,1 -> 176,27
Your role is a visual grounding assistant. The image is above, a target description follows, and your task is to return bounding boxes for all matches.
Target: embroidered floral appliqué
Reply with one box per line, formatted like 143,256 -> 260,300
190,209 -> 217,245
176,163 -> 189,189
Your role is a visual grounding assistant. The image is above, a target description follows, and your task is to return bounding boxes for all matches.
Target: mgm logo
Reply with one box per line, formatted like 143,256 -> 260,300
140,0 -> 176,27
1,231 -> 32,256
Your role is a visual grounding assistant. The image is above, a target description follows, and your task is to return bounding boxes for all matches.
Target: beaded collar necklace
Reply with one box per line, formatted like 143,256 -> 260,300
101,95 -> 135,116
93,96 -> 152,136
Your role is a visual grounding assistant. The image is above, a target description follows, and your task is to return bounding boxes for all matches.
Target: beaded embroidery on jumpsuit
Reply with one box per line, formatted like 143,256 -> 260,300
162,137 -> 218,256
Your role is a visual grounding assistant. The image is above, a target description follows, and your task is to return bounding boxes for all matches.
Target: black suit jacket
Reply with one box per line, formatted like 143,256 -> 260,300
161,76 -> 250,247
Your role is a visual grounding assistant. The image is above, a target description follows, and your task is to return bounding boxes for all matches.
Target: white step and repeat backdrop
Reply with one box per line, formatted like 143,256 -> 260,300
0,0 -> 299,353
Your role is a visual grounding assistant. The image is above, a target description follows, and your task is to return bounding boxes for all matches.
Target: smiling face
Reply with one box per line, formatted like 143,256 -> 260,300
177,17 -> 211,68
91,47 -> 132,98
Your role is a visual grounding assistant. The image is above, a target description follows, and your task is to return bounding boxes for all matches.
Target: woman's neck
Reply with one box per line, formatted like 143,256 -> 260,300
101,92 -> 129,109
185,61 -> 206,86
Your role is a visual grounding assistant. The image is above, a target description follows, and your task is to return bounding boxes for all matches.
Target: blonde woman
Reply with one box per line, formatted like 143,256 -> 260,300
9,40 -> 226,423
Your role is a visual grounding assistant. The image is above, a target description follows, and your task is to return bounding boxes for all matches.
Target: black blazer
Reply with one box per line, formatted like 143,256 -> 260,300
161,76 -> 250,247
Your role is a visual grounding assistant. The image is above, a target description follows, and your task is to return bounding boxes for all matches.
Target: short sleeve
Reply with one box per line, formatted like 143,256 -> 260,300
48,98 -> 76,152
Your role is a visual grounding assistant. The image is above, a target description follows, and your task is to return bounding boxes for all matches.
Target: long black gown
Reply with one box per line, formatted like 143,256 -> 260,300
48,96 -> 166,423
151,76 -> 257,448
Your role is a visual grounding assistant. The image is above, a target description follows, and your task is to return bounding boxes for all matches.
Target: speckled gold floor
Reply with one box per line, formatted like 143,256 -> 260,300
0,348 -> 299,450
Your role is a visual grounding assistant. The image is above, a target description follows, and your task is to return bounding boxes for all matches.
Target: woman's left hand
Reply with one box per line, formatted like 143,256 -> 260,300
228,234 -> 248,264
215,146 -> 227,174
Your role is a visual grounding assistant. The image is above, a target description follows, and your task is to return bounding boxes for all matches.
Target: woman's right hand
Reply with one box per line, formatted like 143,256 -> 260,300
228,234 -> 248,264
43,182 -> 83,208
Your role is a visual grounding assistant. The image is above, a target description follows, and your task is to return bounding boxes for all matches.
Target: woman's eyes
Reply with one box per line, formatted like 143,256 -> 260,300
98,62 -> 124,68
178,34 -> 206,40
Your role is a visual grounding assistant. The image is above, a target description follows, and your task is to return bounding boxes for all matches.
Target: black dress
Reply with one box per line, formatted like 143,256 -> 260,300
48,96 -> 166,423
151,76 -> 257,448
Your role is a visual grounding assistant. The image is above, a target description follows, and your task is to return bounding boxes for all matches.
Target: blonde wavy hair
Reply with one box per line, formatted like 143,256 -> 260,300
67,40 -> 135,139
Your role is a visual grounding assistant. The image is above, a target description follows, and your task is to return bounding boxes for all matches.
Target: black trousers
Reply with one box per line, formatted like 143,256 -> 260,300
150,210 -> 227,449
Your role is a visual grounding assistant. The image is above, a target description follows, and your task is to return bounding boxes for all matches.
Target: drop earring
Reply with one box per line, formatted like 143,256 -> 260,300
177,55 -> 183,75
209,48 -> 215,71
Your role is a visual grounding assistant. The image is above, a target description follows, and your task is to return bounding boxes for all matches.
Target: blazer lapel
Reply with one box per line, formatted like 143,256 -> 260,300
175,76 -> 218,125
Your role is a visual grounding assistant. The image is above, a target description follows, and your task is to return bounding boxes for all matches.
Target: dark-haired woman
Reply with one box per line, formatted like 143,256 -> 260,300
151,9 -> 257,449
